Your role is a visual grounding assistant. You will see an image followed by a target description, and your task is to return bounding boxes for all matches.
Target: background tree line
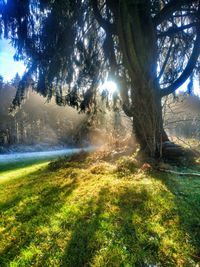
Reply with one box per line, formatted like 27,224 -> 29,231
0,74 -> 87,150
164,92 -> 200,141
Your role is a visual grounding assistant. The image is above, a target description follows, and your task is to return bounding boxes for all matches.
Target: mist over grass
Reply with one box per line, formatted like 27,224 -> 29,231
0,147 -> 95,173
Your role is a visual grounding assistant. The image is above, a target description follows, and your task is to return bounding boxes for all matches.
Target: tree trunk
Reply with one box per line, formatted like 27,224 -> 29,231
132,84 -> 169,158
114,2 -> 169,158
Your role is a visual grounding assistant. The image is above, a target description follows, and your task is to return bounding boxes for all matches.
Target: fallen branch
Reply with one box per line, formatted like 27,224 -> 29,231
158,168 -> 200,177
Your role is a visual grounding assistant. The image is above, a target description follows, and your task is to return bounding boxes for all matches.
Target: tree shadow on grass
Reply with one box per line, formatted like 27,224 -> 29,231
2,161 -> 199,266
113,186 -> 168,266
0,158 -> 50,173
61,185 -> 158,267
0,166 -> 51,213
0,195 -> 22,212
0,167 -> 79,266
61,176 -> 199,267
102,183 -> 198,266
150,170 -> 200,262
61,186 -> 110,267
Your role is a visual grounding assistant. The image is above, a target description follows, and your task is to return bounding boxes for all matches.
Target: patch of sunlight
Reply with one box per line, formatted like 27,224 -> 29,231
99,80 -> 118,96
0,162 -> 49,184
9,245 -> 41,267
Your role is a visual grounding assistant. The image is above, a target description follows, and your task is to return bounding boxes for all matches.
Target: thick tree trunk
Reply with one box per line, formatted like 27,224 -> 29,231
132,84 -> 169,158
113,2 -> 170,158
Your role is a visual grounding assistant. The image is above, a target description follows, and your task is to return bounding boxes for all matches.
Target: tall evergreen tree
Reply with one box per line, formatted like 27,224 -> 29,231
0,75 -> 3,90
1,0 -> 200,158
11,73 -> 21,88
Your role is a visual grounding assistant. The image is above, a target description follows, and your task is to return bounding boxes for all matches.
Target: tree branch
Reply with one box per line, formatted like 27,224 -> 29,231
91,0 -> 116,34
157,40 -> 173,80
157,22 -> 197,37
153,0 -> 195,26
160,28 -> 200,97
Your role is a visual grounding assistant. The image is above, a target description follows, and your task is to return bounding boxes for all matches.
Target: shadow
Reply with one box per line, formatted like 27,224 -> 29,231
150,170 -> 200,261
113,187 -> 161,266
107,181 -> 200,266
61,175 -> 200,266
0,167 -> 79,266
60,185 -> 159,267
0,158 -> 50,173
1,160 -> 200,266
0,195 -> 22,212
61,187 -> 110,267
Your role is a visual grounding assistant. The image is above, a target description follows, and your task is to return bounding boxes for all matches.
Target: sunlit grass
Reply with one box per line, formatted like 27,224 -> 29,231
0,157 -> 51,173
0,162 -> 48,184
0,153 -> 200,266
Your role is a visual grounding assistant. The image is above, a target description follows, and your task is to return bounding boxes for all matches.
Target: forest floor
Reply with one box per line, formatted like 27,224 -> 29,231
0,148 -> 200,266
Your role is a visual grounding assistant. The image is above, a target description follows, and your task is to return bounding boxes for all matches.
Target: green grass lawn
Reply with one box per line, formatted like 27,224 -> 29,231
0,152 -> 200,266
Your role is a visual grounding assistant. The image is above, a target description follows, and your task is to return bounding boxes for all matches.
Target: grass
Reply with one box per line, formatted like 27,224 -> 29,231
0,152 -> 200,266
0,154 -> 67,173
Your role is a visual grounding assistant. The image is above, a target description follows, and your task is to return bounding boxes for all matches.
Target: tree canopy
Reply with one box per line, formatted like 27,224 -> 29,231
1,1 -> 199,108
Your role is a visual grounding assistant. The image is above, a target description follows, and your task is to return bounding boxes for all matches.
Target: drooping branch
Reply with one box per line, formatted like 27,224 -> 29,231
90,0 -> 116,34
160,28 -> 200,97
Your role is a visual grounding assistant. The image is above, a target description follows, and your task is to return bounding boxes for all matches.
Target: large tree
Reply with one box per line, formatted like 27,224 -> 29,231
0,0 -> 200,158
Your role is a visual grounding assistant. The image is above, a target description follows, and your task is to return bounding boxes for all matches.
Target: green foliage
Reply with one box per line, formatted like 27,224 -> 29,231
0,154 -> 200,266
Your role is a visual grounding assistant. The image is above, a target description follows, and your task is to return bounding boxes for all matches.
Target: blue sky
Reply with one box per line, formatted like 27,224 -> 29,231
0,39 -> 26,81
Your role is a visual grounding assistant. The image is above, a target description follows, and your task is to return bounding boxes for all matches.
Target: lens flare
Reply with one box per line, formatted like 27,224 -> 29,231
100,81 -> 117,94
